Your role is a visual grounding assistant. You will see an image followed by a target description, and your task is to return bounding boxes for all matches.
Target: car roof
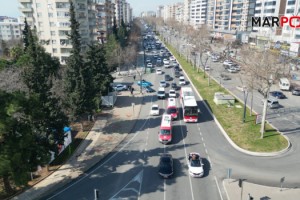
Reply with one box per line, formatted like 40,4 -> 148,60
152,104 -> 159,107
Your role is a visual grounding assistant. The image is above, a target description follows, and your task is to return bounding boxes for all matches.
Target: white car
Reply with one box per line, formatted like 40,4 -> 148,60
113,84 -> 128,91
169,89 -> 176,98
156,69 -> 163,75
147,63 -> 153,68
179,76 -> 186,85
188,152 -> 204,178
227,67 -> 237,73
169,56 -> 176,61
223,60 -> 233,66
150,104 -> 160,115
204,65 -> 210,71
160,80 -> 167,87
146,58 -> 151,63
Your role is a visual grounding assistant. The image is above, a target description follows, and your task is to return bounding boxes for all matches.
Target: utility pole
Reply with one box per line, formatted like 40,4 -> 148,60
243,88 -> 249,123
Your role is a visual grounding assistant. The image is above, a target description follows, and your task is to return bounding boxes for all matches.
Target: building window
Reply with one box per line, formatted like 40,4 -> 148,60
38,22 -> 43,27
51,31 -> 56,36
14,26 -> 18,29
36,3 -> 41,8
53,48 -> 57,53
52,40 -> 56,44
286,9 -> 294,14
264,9 -> 275,13
50,22 -> 55,27
264,1 -> 276,6
288,0 -> 296,5
37,12 -> 42,17
15,30 -> 19,33
49,13 -> 53,17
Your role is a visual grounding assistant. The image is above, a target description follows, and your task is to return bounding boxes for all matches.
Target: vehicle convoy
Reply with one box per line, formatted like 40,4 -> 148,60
180,87 -> 199,122
188,152 -> 204,177
158,114 -> 172,144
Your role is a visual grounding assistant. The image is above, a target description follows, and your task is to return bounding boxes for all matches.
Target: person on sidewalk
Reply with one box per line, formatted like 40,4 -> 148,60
133,75 -> 136,81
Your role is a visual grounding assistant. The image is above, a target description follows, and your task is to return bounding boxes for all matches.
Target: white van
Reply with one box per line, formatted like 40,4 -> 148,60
157,87 -> 166,99
279,78 -> 290,91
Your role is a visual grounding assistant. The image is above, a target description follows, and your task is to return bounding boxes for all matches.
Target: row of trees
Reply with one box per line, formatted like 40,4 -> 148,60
0,2 -> 140,195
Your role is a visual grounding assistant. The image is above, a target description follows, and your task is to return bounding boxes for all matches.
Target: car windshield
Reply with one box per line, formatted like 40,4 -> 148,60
184,107 -> 198,116
160,129 -> 171,135
167,108 -> 177,114
152,107 -> 158,110
191,159 -> 201,167
158,91 -> 165,94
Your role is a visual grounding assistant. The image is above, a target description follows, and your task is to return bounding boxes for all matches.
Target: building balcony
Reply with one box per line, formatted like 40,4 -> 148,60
19,0 -> 32,2
18,6 -> 32,12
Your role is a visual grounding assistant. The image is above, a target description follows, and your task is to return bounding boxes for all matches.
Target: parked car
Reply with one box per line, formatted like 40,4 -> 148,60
157,58 -> 162,63
204,66 -> 210,71
156,69 -> 163,75
113,84 -> 128,91
223,60 -> 233,66
144,86 -> 155,93
227,67 -> 237,73
292,88 -> 300,96
158,154 -> 173,178
147,63 -> 153,68
270,91 -> 286,99
160,80 -> 167,87
221,74 -> 231,80
188,152 -> 204,178
262,98 -> 280,109
150,104 -> 159,115
146,58 -> 151,63
137,80 -> 153,87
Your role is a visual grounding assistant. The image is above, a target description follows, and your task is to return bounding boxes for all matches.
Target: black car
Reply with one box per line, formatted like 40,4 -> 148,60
165,74 -> 172,81
175,71 -> 181,78
270,91 -> 286,99
158,154 -> 173,178
292,88 -> 300,96
171,82 -> 178,90
144,86 -> 155,93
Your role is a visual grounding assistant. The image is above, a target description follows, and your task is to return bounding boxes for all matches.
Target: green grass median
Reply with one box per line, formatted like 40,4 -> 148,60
166,44 -> 288,152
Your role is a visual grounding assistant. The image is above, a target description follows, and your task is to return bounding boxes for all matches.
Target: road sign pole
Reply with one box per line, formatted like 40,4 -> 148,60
227,168 -> 232,179
94,189 -> 99,200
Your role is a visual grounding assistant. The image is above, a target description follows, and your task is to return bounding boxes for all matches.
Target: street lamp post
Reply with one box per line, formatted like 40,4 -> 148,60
243,88 -> 249,123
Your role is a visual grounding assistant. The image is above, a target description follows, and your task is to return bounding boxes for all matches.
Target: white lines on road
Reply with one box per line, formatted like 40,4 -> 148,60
214,176 -> 224,200
164,179 -> 166,200
46,100 -> 152,200
179,116 -> 195,200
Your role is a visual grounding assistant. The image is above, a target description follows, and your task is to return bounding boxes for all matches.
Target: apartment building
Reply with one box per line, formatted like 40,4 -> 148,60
189,0 -> 207,28
251,0 -> 300,46
175,3 -> 184,23
18,0 -> 132,64
157,5 -> 164,18
114,0 -> 132,26
91,0 -> 115,44
0,17 -> 24,41
184,0 -> 192,24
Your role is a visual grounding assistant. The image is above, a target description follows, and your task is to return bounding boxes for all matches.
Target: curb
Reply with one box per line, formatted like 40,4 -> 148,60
164,44 -> 291,157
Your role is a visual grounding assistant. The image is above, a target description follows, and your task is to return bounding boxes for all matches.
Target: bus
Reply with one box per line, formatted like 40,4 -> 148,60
159,114 -> 172,144
180,87 -> 199,123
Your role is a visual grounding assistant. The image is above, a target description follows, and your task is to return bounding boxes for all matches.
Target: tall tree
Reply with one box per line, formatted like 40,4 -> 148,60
65,1 -> 86,117
22,18 -> 30,51
1,40 -> 9,57
85,44 -> 113,111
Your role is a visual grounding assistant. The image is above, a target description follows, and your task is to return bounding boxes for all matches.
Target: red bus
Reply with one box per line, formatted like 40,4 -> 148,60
180,87 -> 199,122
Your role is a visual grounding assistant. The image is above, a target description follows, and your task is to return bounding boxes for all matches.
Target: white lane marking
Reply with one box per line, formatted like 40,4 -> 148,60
214,176 -> 224,200
164,179 -> 166,200
47,103 -> 152,199
110,170 -> 144,200
179,116 -> 195,200
201,137 -> 204,142
203,143 -> 206,147
205,149 -> 208,154
222,179 -> 230,200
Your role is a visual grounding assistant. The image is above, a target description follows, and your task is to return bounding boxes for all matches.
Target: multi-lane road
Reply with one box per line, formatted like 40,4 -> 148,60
44,35 -> 300,200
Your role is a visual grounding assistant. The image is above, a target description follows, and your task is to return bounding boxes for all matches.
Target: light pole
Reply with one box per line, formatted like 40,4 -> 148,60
243,87 -> 249,123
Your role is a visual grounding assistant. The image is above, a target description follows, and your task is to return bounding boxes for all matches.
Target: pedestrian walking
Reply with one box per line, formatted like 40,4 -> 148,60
133,75 -> 136,81
131,87 -> 134,95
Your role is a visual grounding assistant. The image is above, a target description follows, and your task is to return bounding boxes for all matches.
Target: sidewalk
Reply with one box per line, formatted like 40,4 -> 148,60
223,179 -> 300,200
14,75 -> 144,200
